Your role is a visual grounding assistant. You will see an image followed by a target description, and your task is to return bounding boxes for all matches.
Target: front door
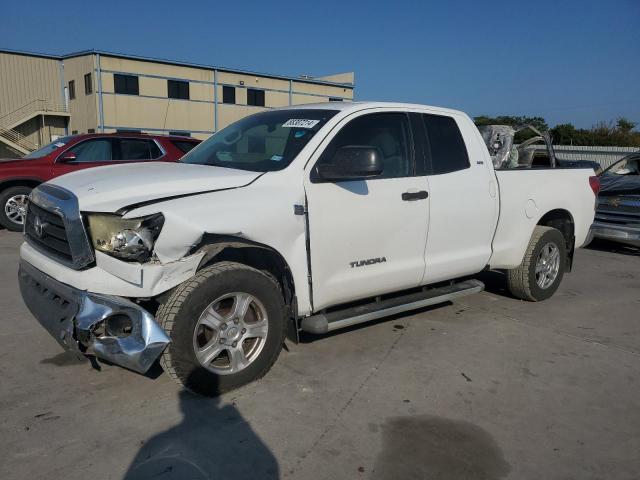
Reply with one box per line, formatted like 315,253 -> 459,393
304,111 -> 430,311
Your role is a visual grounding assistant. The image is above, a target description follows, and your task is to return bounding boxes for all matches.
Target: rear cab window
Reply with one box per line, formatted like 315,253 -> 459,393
421,114 -> 470,175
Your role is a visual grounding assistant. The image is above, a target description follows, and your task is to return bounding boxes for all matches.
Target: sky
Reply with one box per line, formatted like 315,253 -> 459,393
1,0 -> 638,128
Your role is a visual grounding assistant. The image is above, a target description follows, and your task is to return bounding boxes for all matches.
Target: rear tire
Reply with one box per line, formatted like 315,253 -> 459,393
0,186 -> 32,231
506,226 -> 566,301
158,261 -> 287,396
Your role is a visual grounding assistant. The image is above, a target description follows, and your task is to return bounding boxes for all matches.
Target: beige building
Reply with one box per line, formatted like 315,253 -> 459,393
0,48 -> 355,156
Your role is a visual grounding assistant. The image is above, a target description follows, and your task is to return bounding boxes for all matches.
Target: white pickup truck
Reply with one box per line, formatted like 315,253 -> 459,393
19,102 -> 599,395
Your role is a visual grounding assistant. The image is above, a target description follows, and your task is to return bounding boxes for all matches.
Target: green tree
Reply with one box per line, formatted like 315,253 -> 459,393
616,117 -> 636,134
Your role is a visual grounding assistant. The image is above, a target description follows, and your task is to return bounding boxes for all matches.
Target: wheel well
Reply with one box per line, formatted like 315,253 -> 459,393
537,209 -> 575,270
194,235 -> 296,308
0,179 -> 41,193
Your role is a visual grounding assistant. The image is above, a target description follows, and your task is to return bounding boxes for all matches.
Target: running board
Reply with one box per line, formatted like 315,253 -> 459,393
300,279 -> 484,334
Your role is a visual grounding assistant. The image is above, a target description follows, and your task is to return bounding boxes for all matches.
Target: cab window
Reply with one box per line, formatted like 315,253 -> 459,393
316,113 -> 412,179
422,114 -> 470,175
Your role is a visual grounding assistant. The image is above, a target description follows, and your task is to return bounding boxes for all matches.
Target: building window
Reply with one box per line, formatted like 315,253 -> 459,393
84,73 -> 93,95
222,86 -> 236,104
168,80 -> 189,100
329,97 -> 343,102
247,88 -> 265,107
71,130 -> 78,135
87,128 -> 95,133
68,80 -> 76,100
169,131 -> 191,137
114,74 -> 139,95
116,129 -> 142,134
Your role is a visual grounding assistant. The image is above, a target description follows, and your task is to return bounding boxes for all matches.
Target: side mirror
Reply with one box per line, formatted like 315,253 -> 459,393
316,146 -> 384,181
58,151 -> 77,162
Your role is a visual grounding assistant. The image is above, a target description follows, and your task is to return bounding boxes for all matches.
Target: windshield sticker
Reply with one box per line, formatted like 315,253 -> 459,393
282,119 -> 320,129
294,130 -> 307,138
271,154 -> 284,161
54,142 -> 66,148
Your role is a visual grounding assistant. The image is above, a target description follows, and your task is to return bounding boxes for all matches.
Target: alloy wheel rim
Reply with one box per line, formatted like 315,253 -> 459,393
5,194 -> 28,225
192,292 -> 269,375
535,242 -> 560,289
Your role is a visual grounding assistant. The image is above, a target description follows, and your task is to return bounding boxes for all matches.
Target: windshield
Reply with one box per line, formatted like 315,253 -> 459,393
603,155 -> 640,176
182,109 -> 338,172
23,136 -> 75,159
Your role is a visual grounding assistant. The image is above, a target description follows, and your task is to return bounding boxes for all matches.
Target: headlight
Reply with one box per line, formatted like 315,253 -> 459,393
87,213 -> 164,262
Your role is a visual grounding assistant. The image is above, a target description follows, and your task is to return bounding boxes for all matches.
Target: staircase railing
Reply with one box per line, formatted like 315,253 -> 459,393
0,99 -> 68,130
0,126 -> 39,153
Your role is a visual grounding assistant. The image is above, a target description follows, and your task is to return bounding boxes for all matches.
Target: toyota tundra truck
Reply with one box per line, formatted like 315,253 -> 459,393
18,102 -> 599,396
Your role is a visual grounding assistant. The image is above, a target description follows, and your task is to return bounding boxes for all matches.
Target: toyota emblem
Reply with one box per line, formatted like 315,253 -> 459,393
33,216 -> 46,238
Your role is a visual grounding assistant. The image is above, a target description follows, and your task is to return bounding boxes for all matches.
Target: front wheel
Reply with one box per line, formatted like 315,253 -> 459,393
506,226 -> 567,301
158,261 -> 287,396
0,186 -> 32,231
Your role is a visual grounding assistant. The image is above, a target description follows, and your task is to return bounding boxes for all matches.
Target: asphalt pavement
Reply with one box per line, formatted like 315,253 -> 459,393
0,230 -> 638,480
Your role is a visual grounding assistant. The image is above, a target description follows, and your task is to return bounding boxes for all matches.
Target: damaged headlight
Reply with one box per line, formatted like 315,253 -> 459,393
87,213 -> 164,262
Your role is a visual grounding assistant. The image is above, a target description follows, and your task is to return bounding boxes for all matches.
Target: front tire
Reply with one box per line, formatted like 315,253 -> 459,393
158,261 -> 287,396
506,226 -> 566,301
0,186 -> 32,231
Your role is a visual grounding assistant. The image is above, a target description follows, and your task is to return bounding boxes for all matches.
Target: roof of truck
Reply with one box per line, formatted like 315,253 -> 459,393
277,101 -> 466,117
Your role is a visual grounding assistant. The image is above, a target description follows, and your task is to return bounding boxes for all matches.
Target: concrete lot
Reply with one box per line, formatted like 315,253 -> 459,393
0,229 -> 638,480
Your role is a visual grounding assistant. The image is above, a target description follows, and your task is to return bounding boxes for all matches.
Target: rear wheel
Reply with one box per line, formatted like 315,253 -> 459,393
158,261 -> 287,396
0,186 -> 32,231
506,226 -> 566,301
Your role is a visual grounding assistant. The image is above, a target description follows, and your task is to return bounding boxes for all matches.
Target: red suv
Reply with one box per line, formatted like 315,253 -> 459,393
0,133 -> 200,231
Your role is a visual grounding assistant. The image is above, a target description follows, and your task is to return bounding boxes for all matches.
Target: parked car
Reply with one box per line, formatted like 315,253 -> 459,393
589,152 -> 640,247
18,102 -> 598,396
0,133 -> 200,231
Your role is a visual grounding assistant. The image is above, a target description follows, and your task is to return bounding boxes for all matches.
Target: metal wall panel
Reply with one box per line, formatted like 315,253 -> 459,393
0,52 -> 63,116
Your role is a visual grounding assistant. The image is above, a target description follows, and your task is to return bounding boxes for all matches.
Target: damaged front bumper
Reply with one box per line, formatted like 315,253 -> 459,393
19,260 -> 170,374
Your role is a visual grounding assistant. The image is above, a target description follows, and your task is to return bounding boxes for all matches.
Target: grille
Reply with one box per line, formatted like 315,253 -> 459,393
25,201 -> 73,262
596,196 -> 640,226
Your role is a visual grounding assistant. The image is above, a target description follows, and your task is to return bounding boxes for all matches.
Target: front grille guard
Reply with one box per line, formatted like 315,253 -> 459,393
28,184 -> 94,270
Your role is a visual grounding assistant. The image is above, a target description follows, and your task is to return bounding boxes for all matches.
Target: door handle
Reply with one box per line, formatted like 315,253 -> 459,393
401,190 -> 429,201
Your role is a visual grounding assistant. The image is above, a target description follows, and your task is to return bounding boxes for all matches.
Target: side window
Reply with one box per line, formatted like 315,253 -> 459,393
67,139 -> 112,162
222,86 -> 236,104
247,88 -> 265,107
84,73 -> 92,94
114,74 -> 139,95
171,140 -> 198,154
118,139 -> 162,160
168,80 -> 189,100
422,114 -> 470,175
316,113 -> 412,179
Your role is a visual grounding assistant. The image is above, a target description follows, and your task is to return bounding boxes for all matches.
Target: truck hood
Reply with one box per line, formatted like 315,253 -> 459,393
48,162 -> 262,212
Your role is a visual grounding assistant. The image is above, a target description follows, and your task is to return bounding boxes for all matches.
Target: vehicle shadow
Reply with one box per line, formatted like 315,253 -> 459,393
123,372 -> 279,479
586,238 -> 640,256
473,270 -> 517,299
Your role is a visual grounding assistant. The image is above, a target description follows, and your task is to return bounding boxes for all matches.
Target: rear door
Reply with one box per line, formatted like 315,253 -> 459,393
304,110 -> 430,310
417,112 -> 499,283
